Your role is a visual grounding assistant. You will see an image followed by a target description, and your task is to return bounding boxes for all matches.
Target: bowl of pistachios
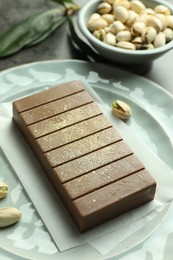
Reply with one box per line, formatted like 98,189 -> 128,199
78,0 -> 173,70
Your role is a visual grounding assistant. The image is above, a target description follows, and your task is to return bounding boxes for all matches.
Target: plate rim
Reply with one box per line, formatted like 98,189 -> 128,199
0,59 -> 173,260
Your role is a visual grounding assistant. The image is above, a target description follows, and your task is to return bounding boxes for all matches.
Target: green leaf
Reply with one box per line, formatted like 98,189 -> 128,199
51,0 -> 74,6
0,8 -> 66,58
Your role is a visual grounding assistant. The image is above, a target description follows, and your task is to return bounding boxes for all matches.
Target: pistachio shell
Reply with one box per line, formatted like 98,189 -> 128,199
93,29 -> 106,40
130,0 -> 146,13
116,41 -> 136,50
141,8 -> 155,15
103,32 -> 116,45
113,5 -> 129,23
141,43 -> 154,50
88,13 -> 101,24
154,32 -> 166,48
132,36 -> 143,49
118,0 -> 131,10
136,13 -> 148,23
112,100 -> 132,119
110,20 -> 126,34
103,0 -> 114,4
167,15 -> 173,29
131,21 -> 146,36
132,36 -> 143,43
104,26 -> 112,33
88,18 -> 108,32
154,5 -> 171,16
163,28 -> 173,42
102,14 -> 115,24
97,2 -> 112,15
126,10 -> 138,27
116,30 -> 132,42
146,15 -> 163,32
141,26 -> 157,43
155,13 -> 168,30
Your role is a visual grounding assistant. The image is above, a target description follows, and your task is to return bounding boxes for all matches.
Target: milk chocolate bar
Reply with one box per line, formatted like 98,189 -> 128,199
13,80 -> 156,232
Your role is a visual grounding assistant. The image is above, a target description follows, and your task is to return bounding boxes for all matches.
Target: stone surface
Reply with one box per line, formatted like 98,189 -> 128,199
0,0 -> 85,71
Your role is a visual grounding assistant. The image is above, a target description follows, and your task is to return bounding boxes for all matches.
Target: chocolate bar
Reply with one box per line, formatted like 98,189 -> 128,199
13,81 -> 156,232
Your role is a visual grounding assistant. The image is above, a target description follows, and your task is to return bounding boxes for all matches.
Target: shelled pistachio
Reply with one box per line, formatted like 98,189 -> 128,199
88,0 -> 173,51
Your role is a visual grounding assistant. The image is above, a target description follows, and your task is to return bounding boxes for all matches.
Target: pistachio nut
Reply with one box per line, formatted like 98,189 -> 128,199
93,29 -> 106,41
154,5 -> 171,16
110,20 -> 126,34
146,15 -> 163,32
103,0 -> 114,5
97,2 -> 112,15
87,13 -> 101,24
130,0 -> 146,13
154,32 -> 166,48
141,26 -> 157,44
131,21 -> 146,36
114,0 -> 126,4
121,0 -> 131,10
0,181 -> 8,199
103,32 -> 116,46
163,28 -> 173,42
102,14 -> 115,24
155,13 -> 168,30
0,207 -> 21,227
104,26 -> 112,33
112,99 -> 132,120
116,41 -> 136,50
132,36 -> 143,49
113,5 -> 129,23
126,10 -> 138,27
88,18 -> 108,32
116,30 -> 132,42
141,8 -> 155,15
136,13 -> 148,23
167,15 -> 173,29
141,43 -> 154,50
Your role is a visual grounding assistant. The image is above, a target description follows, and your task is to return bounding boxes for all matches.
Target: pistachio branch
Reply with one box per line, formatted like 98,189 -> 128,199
0,0 -> 80,58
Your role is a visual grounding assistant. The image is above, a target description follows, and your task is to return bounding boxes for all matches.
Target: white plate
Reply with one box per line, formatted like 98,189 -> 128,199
0,60 -> 173,260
